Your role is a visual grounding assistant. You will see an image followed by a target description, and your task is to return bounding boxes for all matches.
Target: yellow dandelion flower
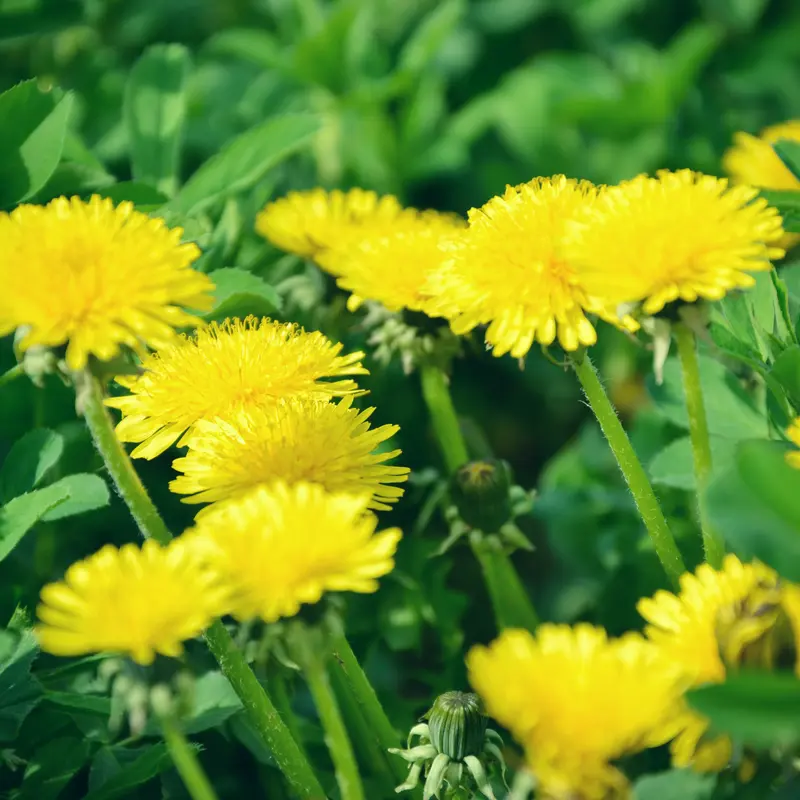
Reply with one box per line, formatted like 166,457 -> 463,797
334,212 -> 466,313
566,170 -> 785,316
187,482 -> 401,623
785,417 -> 800,470
638,554 -> 782,772
467,625 -> 682,800
170,395 -> 409,511
723,121 -> 800,191
781,584 -> 800,677
423,176 -> 632,359
0,195 -> 213,370
256,187 -> 407,269
35,539 -> 226,665
105,317 -> 367,460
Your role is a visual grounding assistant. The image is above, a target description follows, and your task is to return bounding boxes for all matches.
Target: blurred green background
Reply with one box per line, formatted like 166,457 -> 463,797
1,0 -> 798,795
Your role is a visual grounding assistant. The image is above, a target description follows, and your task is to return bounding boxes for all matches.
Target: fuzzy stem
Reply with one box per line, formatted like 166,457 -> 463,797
160,716 -> 219,800
0,364 -> 24,389
77,370 -> 326,800
571,353 -> 685,587
290,623 -> 365,800
673,323 -> 726,568
419,363 -> 539,631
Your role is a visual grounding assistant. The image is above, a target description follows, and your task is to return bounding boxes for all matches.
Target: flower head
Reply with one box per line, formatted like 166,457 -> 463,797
334,212 -> 465,313
566,170 -> 785,316
186,482 -> 401,622
785,417 -> 800,470
106,317 -> 366,459
35,539 -> 226,665
467,625 -> 681,799
170,396 -> 408,511
424,176 -> 630,358
0,195 -> 213,370
638,554 -> 782,771
723,121 -> 800,191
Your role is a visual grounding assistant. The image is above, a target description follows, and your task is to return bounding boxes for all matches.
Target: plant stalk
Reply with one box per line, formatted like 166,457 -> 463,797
77,370 -> 326,800
419,363 -> 540,631
570,353 -> 685,587
673,323 -> 726,568
160,716 -> 219,800
289,623 -> 365,800
0,363 -> 24,389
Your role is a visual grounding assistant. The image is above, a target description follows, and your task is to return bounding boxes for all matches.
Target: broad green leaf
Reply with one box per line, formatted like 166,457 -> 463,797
770,344 -> 800,409
20,736 -> 94,799
774,139 -> 800,182
205,267 -> 281,321
762,189 -> 800,234
0,429 -> 64,503
736,439 -> 800,530
648,436 -> 736,490
398,0 -> 465,75
0,483 -> 72,563
164,114 -> 320,218
688,671 -> 800,748
204,28 -> 290,74
124,44 -> 192,197
0,80 -> 74,207
0,628 -> 42,742
98,181 -> 169,208
85,744 -> 175,800
40,474 -> 110,522
44,691 -> 111,717
633,769 -> 715,800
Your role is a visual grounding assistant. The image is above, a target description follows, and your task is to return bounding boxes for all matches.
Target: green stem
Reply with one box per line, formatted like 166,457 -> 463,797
419,363 -> 540,631
571,353 -> 685,588
673,323 -> 726,569
160,716 -> 219,800
0,363 -> 24,388
420,364 -> 469,472
77,370 -> 326,800
290,623 -> 365,800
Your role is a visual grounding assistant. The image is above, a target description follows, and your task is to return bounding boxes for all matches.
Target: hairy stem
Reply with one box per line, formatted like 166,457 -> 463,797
161,716 -> 219,800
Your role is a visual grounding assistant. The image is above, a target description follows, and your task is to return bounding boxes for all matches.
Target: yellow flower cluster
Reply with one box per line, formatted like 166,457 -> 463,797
467,555 -> 800,798
258,164 -> 785,359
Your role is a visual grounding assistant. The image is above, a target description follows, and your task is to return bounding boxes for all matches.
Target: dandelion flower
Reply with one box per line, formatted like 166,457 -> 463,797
638,554 -> 782,771
424,176 -> 631,358
256,188 -> 408,270
785,417 -> 800,470
467,625 -> 681,800
106,317 -> 367,459
723,121 -> 800,191
334,212 -> 465,313
0,195 -> 213,370
566,170 -> 785,316
170,395 -> 409,511
187,482 -> 401,622
35,539 -> 226,665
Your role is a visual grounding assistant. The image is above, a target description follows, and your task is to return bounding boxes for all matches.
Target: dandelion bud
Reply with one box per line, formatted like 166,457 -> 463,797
451,460 -> 513,533
426,691 -> 488,761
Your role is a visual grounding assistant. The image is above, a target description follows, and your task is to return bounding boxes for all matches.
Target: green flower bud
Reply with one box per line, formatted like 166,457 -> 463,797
451,460 -> 513,533
425,691 -> 488,761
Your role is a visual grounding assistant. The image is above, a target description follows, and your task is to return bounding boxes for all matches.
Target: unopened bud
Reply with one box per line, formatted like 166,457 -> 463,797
425,691 -> 487,761
451,460 -> 513,533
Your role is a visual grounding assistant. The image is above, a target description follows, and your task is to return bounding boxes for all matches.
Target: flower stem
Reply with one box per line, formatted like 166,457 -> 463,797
419,363 -> 539,631
289,623 -> 365,800
0,363 -> 24,389
571,353 -> 685,588
77,370 -> 326,800
673,323 -> 726,569
160,716 -> 219,800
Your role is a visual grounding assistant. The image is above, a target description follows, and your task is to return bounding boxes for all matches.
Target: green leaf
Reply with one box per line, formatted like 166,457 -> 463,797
648,436 -> 736,490
688,671 -> 800,748
0,429 -> 64,503
0,80 -> 74,207
204,267 -> 281,321
398,0 -> 465,75
0,628 -> 42,742
164,114 -> 320,218
204,28 -> 290,74
771,344 -> 800,409
0,483 -> 72,563
124,44 -> 192,197
20,736 -> 94,799
761,189 -> 800,234
44,692 -> 112,717
633,769 -> 716,800
97,181 -> 169,209
85,744 -> 174,800
774,139 -> 800,182
736,439 -> 800,530
40,474 -> 110,522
